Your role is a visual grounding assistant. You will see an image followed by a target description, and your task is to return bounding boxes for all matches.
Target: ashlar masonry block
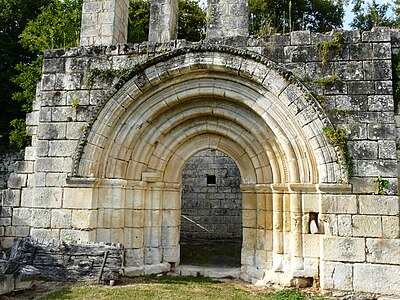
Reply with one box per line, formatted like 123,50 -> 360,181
63,187 -> 95,209
322,236 -> 365,262
207,0 -> 248,39
352,215 -> 382,237
321,261 -> 353,291
359,195 -> 399,215
80,0 -> 129,46
148,0 -> 178,43
366,238 -> 400,264
321,194 -> 357,214
354,263 -> 400,295
71,209 -> 98,229
31,209 -> 52,228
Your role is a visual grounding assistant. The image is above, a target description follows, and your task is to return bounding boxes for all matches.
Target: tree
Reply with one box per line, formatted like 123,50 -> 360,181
248,0 -> 344,34
0,0 -> 53,149
128,0 -> 206,43
9,0 -> 82,149
177,0 -> 206,41
128,0 -> 151,43
350,0 -> 395,30
395,0 -> 400,27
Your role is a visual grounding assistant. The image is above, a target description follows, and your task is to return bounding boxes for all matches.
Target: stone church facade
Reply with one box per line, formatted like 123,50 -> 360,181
1,0 -> 400,296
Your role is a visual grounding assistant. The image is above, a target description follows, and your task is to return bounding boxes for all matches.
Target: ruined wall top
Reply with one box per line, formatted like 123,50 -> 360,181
80,0 -> 249,46
80,0 -> 130,46
206,0 -> 248,40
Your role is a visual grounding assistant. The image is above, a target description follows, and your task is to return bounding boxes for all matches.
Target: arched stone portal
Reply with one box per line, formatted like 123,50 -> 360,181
68,46 -> 344,283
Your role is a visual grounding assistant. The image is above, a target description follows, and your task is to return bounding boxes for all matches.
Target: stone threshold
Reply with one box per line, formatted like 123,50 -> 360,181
176,265 -> 241,279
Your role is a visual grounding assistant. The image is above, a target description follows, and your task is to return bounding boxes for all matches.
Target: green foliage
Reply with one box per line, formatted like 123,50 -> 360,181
0,0 -> 53,147
323,126 -> 353,178
395,0 -> 400,27
18,0 -> 83,53
128,0 -> 151,43
7,0 -> 82,150
86,68 -> 123,90
9,118 -> 31,149
311,75 -> 341,88
128,0 -> 206,43
11,57 -> 42,113
315,33 -> 343,64
267,290 -> 306,300
350,0 -> 395,30
71,98 -> 80,110
178,0 -> 206,41
248,0 -> 344,34
374,176 -> 390,195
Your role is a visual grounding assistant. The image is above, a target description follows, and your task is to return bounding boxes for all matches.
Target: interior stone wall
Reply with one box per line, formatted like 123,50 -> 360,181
181,150 -> 242,240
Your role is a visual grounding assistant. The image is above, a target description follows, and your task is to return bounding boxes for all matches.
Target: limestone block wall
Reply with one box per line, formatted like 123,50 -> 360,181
181,150 -> 242,240
0,28 -> 399,296
149,0 -> 178,43
80,0 -> 129,46
10,238 -> 123,282
0,152 -> 21,189
207,0 -> 249,39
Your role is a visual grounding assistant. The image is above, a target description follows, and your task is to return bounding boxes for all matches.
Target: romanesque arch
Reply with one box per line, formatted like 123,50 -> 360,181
66,46 -> 344,283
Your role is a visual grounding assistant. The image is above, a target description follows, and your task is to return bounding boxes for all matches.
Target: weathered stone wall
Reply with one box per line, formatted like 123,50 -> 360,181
206,0 -> 248,39
149,0 -> 178,43
1,27 -> 399,297
0,238 -> 123,295
80,0 -> 129,46
0,151 -> 22,190
181,150 -> 242,240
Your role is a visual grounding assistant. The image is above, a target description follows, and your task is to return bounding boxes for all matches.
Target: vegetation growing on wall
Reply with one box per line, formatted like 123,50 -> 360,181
322,125 -> 353,178
315,33 -> 343,64
374,176 -> 390,195
2,0 -> 400,153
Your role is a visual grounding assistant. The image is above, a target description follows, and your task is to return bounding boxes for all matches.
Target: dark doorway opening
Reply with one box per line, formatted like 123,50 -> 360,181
180,150 -> 242,267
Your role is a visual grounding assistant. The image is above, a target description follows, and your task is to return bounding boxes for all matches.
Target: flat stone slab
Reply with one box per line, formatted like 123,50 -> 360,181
176,265 -> 241,279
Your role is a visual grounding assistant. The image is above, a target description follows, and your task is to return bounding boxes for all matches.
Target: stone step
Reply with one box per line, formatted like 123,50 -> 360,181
176,265 -> 241,279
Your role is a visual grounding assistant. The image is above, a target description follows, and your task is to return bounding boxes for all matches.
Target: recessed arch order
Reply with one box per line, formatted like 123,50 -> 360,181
74,45 -> 345,185
70,45 -> 346,281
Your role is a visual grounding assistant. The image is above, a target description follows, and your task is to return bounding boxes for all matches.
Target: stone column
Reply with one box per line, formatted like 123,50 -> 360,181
206,0 -> 249,39
148,0 -> 178,43
290,190 -> 304,273
80,0 -> 129,46
272,192 -> 284,270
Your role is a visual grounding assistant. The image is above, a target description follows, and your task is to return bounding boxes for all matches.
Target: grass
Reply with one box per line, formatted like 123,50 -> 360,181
35,275 -> 329,300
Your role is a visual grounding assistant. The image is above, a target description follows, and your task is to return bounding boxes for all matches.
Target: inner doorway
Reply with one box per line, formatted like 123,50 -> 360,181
180,150 -> 242,268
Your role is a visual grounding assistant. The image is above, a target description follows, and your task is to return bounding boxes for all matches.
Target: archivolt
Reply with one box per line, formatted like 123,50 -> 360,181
73,45 -> 346,184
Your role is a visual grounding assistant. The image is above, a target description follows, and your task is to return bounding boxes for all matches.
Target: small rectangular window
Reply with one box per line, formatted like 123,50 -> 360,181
207,175 -> 216,185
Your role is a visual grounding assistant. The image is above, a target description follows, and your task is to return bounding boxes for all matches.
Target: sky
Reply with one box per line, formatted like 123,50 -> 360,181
344,0 -> 393,29
198,0 -> 395,30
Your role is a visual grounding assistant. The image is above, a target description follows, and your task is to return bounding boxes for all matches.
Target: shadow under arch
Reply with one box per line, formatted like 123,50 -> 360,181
66,45 -> 348,283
